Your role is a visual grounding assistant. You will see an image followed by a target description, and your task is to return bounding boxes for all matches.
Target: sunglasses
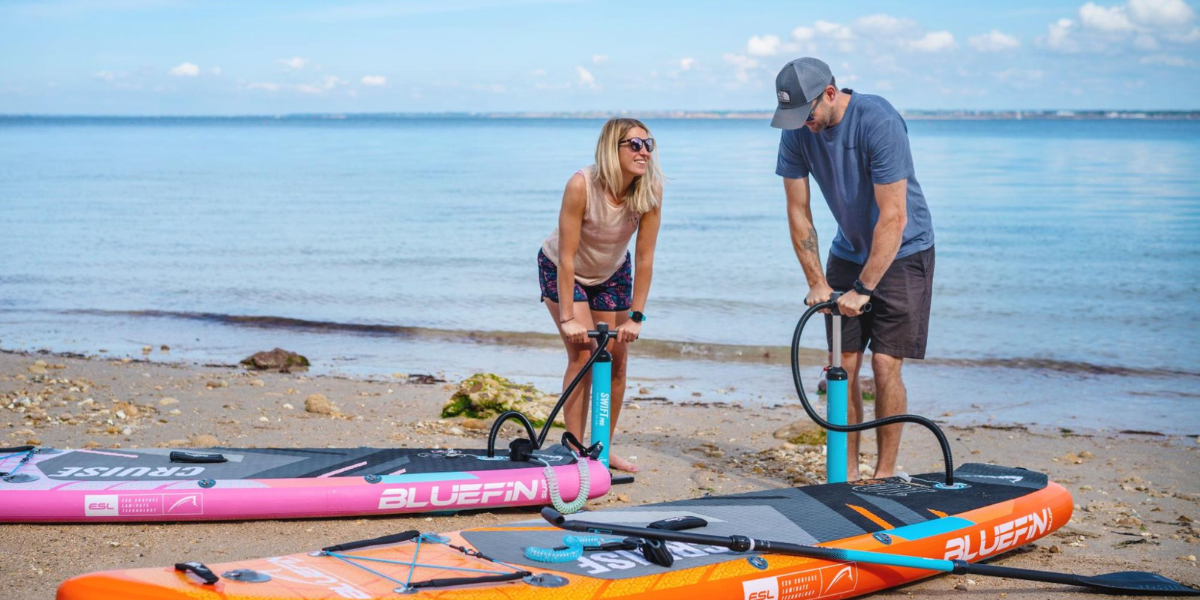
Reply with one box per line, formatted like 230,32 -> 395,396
806,79 -> 834,122
805,95 -> 822,122
619,137 -> 655,153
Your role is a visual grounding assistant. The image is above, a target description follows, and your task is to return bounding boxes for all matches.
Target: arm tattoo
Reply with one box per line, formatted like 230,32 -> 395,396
800,225 -> 819,256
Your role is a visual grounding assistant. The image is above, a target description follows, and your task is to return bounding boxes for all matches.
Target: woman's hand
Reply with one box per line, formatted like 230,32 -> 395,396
616,320 -> 642,344
561,319 -> 589,344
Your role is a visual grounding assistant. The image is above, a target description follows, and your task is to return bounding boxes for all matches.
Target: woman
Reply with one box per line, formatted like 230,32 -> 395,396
538,118 -> 663,473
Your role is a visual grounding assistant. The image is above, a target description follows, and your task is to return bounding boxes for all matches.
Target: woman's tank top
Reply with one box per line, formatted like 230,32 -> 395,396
541,165 -> 640,286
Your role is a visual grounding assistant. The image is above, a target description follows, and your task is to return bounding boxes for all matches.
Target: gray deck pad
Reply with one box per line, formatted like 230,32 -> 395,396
461,463 -> 1047,581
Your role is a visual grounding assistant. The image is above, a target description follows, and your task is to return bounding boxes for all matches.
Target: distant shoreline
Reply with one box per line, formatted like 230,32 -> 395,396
3,110 -> 1199,121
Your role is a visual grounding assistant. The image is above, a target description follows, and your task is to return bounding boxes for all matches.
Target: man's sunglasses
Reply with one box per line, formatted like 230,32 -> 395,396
806,95 -> 822,122
619,137 -> 655,153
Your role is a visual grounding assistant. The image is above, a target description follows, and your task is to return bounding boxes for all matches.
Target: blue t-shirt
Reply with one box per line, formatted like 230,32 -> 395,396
776,91 -> 934,264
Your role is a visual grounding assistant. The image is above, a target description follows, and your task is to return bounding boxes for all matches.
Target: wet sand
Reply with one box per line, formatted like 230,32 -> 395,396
1,350 -> 1197,599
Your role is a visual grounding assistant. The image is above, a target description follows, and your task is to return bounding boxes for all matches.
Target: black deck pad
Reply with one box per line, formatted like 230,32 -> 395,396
33,444 -> 577,481
461,463 -> 1047,581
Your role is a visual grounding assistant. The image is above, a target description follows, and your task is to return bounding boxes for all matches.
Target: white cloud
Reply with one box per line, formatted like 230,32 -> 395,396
908,31 -> 957,52
1128,0 -> 1196,28
168,62 -> 200,77
747,34 -> 782,56
1044,18 -> 1079,52
297,75 -> 345,94
1035,0 -> 1200,55
592,54 -> 608,64
93,70 -> 117,81
788,20 -> 854,52
854,14 -> 919,37
576,66 -> 597,90
723,53 -> 760,83
530,68 -> 547,77
1080,2 -> 1136,32
246,82 -> 280,92
814,20 -> 854,41
969,30 -> 1021,51
361,75 -> 386,86
876,80 -> 894,91
1140,53 -> 1195,65
1167,26 -> 1200,41
278,57 -> 309,71
792,26 -> 815,42
1134,33 -> 1161,48
209,66 -> 222,76
679,57 -> 695,71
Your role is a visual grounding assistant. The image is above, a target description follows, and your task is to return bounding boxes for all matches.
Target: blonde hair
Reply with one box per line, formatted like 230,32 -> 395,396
593,118 -> 663,215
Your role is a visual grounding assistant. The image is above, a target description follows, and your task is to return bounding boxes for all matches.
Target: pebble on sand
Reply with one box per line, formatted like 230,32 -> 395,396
305,394 -> 338,415
158,397 -> 179,406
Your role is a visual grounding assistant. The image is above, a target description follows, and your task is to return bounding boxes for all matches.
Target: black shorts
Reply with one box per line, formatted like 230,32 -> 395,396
824,246 -> 935,359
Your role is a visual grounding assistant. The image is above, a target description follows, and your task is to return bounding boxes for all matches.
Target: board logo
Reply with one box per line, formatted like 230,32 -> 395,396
165,494 -> 204,515
743,563 -> 858,600
377,479 -> 540,510
51,466 -> 206,478
82,493 -> 206,517
84,495 -> 120,517
574,540 -> 730,575
944,508 -> 1053,561
263,556 -> 370,599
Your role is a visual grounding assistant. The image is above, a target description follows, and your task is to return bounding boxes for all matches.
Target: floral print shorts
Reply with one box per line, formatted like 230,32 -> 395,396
538,249 -> 632,311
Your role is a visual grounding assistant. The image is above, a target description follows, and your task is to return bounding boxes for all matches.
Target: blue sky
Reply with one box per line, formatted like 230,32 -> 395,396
1,0 -> 1198,115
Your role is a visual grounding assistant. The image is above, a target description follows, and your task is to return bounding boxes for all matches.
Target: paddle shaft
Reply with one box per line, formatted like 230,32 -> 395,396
543,509 -> 1200,596
543,508 -> 948,571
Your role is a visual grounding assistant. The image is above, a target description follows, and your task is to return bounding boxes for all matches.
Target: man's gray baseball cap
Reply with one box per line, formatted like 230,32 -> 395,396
771,57 -> 834,129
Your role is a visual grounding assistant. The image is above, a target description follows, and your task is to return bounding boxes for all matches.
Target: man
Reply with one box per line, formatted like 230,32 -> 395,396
771,57 -> 935,481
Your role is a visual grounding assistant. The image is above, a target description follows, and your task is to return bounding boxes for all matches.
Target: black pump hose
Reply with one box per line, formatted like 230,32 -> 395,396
487,329 -> 614,456
791,300 -> 956,486
485,411 -> 539,458
534,331 -> 612,450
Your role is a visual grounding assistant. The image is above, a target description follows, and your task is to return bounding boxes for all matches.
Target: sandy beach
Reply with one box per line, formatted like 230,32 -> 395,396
1,349 -> 1197,600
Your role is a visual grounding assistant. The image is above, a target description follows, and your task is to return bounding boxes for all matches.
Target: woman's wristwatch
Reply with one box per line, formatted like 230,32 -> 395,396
629,310 -> 646,323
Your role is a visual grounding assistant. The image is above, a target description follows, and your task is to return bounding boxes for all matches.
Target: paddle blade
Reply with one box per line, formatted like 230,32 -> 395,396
1077,571 -> 1200,596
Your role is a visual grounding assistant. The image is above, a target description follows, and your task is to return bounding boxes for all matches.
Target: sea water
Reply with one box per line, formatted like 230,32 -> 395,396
2,116 -> 1197,433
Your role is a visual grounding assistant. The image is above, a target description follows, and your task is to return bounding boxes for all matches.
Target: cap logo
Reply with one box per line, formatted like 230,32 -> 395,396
777,90 -> 790,103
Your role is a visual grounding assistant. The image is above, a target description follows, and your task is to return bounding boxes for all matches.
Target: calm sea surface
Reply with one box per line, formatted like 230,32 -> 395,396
2,116 -> 1198,433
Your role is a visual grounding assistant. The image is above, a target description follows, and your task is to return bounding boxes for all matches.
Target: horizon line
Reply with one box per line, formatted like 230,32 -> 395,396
3,108 -> 1199,120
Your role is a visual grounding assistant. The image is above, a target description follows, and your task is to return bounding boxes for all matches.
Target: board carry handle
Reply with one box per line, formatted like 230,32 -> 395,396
174,561 -> 219,585
169,451 -> 228,463
543,509 -> 1200,596
320,530 -> 421,553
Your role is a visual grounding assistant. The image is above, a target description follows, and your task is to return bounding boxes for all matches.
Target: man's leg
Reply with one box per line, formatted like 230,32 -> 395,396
871,352 -> 906,478
842,350 -> 865,481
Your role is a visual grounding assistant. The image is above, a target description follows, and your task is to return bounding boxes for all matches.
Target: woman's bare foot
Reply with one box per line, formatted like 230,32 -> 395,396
609,454 -> 639,473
